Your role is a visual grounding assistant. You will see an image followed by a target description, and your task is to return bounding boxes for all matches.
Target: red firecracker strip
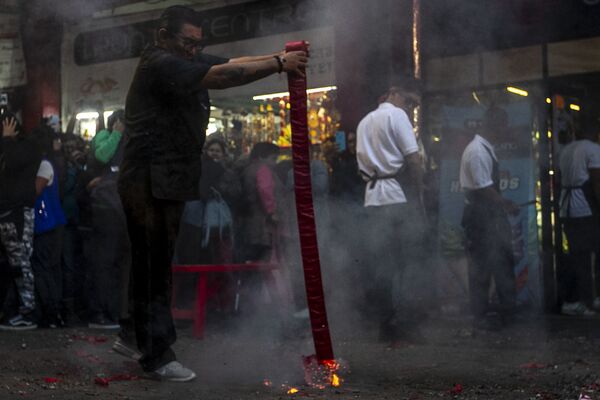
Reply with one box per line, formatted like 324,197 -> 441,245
286,40 -> 334,363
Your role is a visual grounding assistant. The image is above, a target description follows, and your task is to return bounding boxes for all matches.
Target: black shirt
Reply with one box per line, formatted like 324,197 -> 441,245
0,135 -> 42,213
120,45 -> 228,200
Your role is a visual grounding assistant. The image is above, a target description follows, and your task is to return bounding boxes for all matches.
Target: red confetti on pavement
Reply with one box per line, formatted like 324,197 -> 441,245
447,384 -> 463,395
94,377 -> 110,387
72,334 -> 108,344
519,362 -> 548,369
43,377 -> 60,384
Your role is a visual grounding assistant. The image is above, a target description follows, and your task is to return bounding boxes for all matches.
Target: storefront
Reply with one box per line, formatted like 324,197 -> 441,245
421,0 -> 600,310
60,0 -> 338,150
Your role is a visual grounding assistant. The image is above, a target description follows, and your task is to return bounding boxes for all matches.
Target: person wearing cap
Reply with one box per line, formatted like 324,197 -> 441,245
356,83 -> 427,343
460,106 -> 519,331
116,5 -> 308,381
558,112 -> 600,316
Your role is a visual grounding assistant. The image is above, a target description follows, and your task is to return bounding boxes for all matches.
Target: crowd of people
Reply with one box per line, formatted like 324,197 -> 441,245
0,103 -> 365,333
1,4 -> 599,383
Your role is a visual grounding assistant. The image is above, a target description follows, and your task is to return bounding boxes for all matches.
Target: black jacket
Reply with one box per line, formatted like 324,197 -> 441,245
0,135 -> 42,213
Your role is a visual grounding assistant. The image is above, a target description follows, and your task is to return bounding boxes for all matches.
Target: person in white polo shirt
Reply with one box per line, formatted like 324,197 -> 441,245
356,83 -> 426,343
460,106 -> 519,331
558,113 -> 600,316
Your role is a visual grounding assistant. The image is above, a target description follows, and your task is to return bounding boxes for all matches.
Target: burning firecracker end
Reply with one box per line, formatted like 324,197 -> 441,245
287,387 -> 300,394
303,355 -> 345,388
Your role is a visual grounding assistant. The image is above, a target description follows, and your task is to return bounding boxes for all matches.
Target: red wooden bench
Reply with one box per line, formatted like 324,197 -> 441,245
171,261 -> 282,339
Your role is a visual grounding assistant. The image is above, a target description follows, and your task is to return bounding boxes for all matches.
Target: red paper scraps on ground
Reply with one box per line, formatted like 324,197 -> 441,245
94,377 -> 110,386
447,383 -> 463,395
519,362 -> 548,369
43,377 -> 60,384
72,334 -> 108,344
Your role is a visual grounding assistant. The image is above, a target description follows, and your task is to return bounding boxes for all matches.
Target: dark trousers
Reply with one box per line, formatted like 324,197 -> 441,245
119,167 -> 184,372
88,207 -> 129,322
364,202 -> 425,325
31,228 -> 64,323
463,205 -> 516,319
61,224 -> 84,306
561,217 -> 600,305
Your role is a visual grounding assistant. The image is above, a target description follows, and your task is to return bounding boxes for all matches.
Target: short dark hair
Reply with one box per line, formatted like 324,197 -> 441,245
205,138 -> 227,154
107,109 -> 125,131
380,80 -> 422,104
250,142 -> 279,160
157,6 -> 203,35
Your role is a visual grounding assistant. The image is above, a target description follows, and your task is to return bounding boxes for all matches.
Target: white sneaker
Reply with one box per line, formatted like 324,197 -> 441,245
151,361 -> 196,382
0,314 -> 38,331
561,301 -> 596,316
592,297 -> 600,311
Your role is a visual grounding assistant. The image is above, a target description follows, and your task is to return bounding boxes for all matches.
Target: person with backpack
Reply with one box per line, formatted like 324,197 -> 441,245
31,131 -> 67,328
177,138 -> 240,264
174,138 -> 240,316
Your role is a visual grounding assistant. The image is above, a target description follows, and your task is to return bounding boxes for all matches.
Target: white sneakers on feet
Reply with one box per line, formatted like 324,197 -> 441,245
151,361 -> 196,382
561,301 -> 596,316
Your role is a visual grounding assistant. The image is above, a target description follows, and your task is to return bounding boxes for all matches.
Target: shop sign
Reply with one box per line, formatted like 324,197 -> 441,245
73,0 -> 332,66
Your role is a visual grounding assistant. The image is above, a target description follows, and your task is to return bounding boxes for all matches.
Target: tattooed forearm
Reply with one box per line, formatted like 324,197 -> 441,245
223,67 -> 245,83
202,59 -> 278,89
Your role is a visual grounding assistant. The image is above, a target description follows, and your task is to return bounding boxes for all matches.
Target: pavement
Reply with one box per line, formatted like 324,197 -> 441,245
0,312 -> 599,399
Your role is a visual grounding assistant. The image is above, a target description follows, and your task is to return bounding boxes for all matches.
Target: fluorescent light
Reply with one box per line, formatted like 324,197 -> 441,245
253,86 -> 337,101
76,112 -> 100,120
570,104 -> 581,111
307,86 -> 337,94
507,86 -> 528,97
546,98 -> 551,104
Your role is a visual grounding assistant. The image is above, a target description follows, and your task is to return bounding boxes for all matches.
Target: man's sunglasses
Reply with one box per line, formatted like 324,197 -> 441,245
171,32 -> 205,51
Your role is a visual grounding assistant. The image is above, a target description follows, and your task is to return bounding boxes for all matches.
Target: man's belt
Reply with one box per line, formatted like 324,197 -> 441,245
360,169 -> 401,189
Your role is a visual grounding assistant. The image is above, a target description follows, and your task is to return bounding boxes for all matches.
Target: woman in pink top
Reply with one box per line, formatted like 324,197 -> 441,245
241,142 -> 283,262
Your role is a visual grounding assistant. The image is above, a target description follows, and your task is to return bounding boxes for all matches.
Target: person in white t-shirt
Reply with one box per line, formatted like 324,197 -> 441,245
558,114 -> 600,316
459,106 -> 519,331
356,83 -> 426,343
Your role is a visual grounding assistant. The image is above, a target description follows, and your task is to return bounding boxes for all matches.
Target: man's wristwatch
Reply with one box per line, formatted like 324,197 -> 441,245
274,55 -> 284,73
